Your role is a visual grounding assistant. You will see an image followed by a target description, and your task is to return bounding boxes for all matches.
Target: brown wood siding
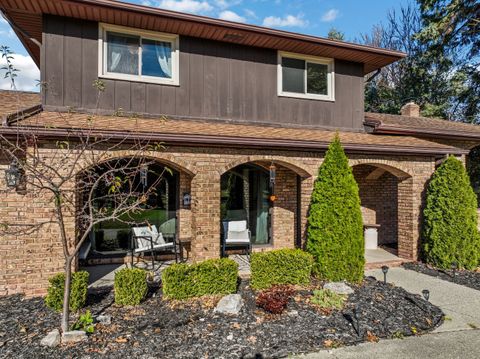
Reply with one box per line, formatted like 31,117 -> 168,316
42,15 -> 365,130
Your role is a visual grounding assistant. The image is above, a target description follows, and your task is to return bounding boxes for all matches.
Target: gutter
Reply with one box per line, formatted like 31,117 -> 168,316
0,125 -> 467,156
365,118 -> 480,141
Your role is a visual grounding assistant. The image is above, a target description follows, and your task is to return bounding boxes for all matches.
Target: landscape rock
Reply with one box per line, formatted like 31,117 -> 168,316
323,282 -> 354,295
40,329 -> 60,347
96,315 -> 111,325
62,330 -> 87,344
214,294 -> 243,315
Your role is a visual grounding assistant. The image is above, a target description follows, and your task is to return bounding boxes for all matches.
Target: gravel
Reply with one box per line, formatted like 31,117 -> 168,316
0,278 -> 443,359
403,262 -> 480,291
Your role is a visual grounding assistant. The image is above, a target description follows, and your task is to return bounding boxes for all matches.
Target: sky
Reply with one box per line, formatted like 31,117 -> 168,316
0,0 -> 414,92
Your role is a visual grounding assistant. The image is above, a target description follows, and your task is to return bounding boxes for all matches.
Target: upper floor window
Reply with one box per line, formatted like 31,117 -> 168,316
278,52 -> 334,101
99,23 -> 179,86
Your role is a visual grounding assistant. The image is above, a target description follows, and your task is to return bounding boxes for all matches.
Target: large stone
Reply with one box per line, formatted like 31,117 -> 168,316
40,329 -> 61,347
62,330 -> 87,344
323,282 -> 354,295
214,294 -> 243,315
96,315 -> 112,325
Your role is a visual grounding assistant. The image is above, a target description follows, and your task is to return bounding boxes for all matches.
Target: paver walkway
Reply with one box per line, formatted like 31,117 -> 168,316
297,267 -> 480,358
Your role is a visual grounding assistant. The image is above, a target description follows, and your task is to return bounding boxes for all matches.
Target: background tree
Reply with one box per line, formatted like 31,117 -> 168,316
306,135 -> 364,283
327,27 -> 345,41
422,156 -> 480,269
362,4 -> 457,118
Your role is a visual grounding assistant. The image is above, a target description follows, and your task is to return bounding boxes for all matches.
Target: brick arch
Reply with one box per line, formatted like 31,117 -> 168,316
219,155 -> 313,178
350,160 -> 412,179
75,151 -> 196,177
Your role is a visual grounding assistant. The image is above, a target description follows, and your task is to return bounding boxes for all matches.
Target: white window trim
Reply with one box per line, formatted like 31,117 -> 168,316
277,51 -> 335,102
98,23 -> 180,86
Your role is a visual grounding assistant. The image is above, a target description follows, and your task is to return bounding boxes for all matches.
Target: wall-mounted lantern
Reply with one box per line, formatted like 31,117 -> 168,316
5,160 -> 20,188
269,163 -> 276,187
139,165 -> 148,189
183,192 -> 191,207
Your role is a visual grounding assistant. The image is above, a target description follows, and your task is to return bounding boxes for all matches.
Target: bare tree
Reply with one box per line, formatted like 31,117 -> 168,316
1,123 -> 169,332
1,46 -> 169,332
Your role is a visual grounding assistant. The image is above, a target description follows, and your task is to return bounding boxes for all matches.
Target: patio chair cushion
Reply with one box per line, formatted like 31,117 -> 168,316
226,229 -> 250,244
227,220 -> 247,232
132,226 -> 167,251
134,241 -> 174,253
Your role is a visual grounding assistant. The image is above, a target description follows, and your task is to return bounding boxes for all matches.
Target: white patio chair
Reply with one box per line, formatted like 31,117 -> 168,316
221,220 -> 252,258
130,225 -> 179,268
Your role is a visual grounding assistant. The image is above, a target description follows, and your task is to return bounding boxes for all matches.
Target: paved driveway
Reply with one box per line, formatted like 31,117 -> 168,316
296,267 -> 480,358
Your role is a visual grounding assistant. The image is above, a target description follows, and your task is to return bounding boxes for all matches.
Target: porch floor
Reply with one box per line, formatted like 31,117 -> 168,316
82,254 -> 251,288
365,247 -> 406,269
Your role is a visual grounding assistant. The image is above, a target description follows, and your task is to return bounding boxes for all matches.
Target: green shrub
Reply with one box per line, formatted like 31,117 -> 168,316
163,258 -> 238,300
45,271 -> 89,312
423,156 -> 480,269
310,289 -> 346,310
114,268 -> 148,306
250,249 -> 313,290
306,135 -> 365,283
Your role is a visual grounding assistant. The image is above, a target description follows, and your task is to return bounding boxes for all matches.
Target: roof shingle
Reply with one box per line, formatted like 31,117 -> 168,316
0,90 -> 41,120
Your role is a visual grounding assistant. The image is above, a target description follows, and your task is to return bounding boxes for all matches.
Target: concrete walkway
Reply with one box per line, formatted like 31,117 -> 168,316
297,329 -> 480,359
297,267 -> 480,358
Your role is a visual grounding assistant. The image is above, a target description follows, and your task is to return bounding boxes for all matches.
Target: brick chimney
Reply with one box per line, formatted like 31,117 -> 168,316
400,102 -> 420,117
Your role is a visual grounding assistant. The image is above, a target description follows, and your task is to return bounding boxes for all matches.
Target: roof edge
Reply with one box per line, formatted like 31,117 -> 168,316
0,125 -> 467,156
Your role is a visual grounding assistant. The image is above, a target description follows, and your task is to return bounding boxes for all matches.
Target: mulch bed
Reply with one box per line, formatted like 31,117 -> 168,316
0,277 -> 443,359
403,262 -> 480,291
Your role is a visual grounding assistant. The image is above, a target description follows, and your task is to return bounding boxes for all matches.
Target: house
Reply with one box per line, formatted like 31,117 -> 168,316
1,0 -> 479,296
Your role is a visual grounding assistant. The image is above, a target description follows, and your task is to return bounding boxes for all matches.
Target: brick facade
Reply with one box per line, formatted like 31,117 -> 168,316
0,143 -> 441,296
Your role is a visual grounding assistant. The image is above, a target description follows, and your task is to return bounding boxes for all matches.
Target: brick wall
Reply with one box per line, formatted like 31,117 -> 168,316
1,143 -> 439,296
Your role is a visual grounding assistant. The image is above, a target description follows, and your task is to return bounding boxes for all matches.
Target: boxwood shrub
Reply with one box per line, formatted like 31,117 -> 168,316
114,268 -> 148,306
45,271 -> 89,312
250,249 -> 314,290
163,258 -> 238,300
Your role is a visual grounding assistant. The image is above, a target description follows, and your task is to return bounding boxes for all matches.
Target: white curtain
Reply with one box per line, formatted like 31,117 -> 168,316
155,41 -> 172,78
110,52 -> 121,72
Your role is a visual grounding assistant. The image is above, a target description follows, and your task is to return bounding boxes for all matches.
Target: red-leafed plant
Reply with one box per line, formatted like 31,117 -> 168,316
256,285 -> 295,314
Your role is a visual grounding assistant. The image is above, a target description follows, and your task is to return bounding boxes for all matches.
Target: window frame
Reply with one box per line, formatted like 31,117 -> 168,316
98,23 -> 180,86
277,51 -> 335,101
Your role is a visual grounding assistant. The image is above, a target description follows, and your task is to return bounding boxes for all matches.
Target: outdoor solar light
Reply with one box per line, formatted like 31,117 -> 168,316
5,160 -> 20,188
381,265 -> 389,284
353,307 -> 361,336
422,289 -> 430,301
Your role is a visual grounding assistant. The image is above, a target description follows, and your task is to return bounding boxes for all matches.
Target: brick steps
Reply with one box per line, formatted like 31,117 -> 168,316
365,259 -> 411,270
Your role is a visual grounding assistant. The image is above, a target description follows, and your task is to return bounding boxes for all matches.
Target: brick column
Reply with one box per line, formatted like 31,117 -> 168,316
397,177 -> 415,259
300,176 -> 315,248
190,170 -> 221,261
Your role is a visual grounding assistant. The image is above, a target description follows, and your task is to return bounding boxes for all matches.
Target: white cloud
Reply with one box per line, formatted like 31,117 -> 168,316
262,14 -> 307,28
321,9 -> 339,22
219,10 -> 246,23
244,9 -> 257,19
156,0 -> 213,14
0,54 -> 40,92
214,0 -> 242,9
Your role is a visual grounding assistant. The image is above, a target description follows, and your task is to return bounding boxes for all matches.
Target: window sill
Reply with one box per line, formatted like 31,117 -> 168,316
278,92 -> 335,102
99,74 -> 180,87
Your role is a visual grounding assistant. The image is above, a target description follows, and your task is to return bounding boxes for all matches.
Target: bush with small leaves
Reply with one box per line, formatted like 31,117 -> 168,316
163,258 -> 238,300
45,271 -> 89,312
71,310 -> 95,334
114,268 -> 148,306
250,248 -> 314,290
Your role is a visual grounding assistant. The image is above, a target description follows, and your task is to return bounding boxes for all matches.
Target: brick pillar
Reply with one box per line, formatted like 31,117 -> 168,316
178,172 -> 192,239
397,177 -> 415,259
190,170 -> 221,261
271,167 -> 297,249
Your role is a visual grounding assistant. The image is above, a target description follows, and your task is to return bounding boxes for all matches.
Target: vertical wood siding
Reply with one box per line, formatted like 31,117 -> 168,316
42,15 -> 365,130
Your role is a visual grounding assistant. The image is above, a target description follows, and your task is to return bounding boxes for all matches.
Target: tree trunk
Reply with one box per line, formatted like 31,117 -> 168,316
61,256 -> 73,333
